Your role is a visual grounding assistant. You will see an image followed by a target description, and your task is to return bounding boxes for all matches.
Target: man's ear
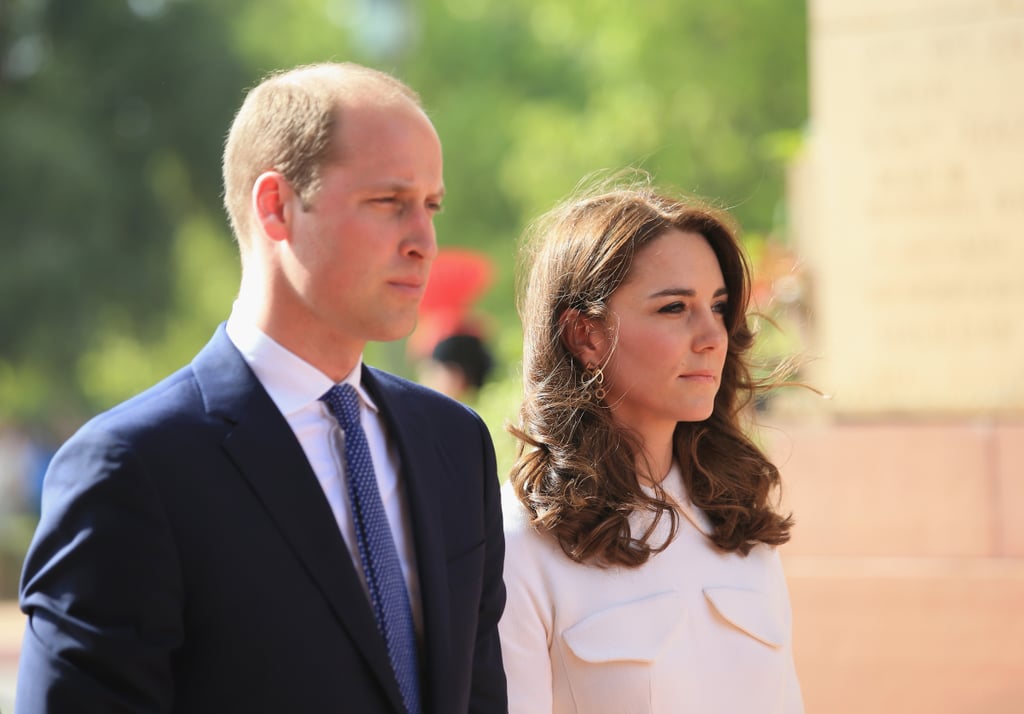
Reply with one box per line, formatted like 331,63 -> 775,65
559,308 -> 608,366
253,171 -> 296,243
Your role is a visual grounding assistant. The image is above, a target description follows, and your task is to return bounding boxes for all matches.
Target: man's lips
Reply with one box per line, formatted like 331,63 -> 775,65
388,277 -> 426,292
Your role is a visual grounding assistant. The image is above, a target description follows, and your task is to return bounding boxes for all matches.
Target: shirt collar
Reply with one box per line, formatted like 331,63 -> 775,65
225,305 -> 379,417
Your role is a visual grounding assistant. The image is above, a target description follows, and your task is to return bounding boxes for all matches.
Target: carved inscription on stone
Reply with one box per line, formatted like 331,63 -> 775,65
798,1 -> 1024,413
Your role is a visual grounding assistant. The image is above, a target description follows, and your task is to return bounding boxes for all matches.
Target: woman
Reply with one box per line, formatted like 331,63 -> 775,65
500,178 -> 803,713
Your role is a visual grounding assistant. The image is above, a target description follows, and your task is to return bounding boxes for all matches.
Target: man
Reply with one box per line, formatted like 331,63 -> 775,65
16,62 -> 507,713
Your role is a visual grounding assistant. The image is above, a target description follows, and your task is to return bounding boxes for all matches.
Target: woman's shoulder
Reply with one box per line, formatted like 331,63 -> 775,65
500,481 -> 566,563
500,481 -> 537,538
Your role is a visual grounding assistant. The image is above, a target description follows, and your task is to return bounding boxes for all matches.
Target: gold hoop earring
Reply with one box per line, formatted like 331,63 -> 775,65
584,362 -> 607,402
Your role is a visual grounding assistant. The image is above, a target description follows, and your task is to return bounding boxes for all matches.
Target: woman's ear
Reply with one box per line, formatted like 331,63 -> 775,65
559,308 -> 608,365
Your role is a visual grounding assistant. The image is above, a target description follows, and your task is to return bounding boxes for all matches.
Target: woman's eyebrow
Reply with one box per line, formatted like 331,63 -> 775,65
647,287 -> 729,298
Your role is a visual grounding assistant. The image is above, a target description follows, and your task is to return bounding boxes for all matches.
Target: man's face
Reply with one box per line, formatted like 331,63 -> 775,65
279,99 -> 444,353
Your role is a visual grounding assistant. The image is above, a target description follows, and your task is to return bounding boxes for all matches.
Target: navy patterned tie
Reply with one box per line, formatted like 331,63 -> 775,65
321,384 -> 421,714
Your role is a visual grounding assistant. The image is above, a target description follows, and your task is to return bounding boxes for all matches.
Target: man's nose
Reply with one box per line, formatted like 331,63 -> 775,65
402,206 -> 438,261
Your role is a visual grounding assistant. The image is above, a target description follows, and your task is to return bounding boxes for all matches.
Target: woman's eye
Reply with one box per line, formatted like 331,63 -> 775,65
712,301 -> 729,315
659,302 -> 685,314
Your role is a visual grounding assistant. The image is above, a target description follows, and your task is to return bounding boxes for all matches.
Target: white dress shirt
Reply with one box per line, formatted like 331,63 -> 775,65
225,309 -> 423,638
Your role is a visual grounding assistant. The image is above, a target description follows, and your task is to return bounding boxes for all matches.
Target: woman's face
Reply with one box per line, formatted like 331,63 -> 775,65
596,229 -> 729,439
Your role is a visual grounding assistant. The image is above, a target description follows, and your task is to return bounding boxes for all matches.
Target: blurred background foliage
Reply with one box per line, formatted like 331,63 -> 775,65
0,0 -> 808,476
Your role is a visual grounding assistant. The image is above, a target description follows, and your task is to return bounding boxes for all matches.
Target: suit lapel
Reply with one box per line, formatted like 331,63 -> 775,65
191,327 -> 405,713
363,368 -> 453,714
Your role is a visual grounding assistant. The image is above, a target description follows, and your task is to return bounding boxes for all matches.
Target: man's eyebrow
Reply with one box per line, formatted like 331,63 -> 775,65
363,180 -> 445,198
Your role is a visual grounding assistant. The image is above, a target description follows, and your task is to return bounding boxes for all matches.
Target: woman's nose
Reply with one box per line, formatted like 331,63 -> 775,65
693,309 -> 727,352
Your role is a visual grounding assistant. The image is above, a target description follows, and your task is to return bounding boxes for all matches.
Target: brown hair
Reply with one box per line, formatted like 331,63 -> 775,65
509,174 -> 793,566
222,62 -> 421,248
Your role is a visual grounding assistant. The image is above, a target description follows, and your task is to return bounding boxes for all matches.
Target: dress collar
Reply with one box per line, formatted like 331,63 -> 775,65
645,462 -> 714,537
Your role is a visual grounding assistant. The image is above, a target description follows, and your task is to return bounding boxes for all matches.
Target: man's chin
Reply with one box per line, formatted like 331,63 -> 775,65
371,319 -> 419,344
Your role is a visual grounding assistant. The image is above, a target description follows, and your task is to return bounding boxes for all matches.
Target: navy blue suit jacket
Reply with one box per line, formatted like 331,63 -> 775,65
16,326 -> 507,713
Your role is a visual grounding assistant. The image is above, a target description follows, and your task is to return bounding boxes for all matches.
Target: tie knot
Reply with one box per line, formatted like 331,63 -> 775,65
321,383 -> 361,431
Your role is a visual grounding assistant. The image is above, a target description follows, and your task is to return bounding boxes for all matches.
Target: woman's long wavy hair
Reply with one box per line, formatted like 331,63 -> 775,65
509,175 -> 793,567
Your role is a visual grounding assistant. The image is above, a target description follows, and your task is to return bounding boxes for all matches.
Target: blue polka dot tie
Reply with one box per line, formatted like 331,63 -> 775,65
321,384 -> 421,714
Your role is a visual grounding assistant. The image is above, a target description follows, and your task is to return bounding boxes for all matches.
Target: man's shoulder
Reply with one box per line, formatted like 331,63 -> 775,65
78,364 -> 202,440
82,325 -> 247,441
40,364 -> 215,487
365,365 -> 477,418
364,366 -> 496,461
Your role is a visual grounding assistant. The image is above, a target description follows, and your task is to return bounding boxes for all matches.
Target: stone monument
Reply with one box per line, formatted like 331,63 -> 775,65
776,2 -> 1024,711
789,0 -> 1024,415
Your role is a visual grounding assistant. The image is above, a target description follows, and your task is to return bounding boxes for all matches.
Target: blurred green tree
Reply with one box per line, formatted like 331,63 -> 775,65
0,0 -> 253,423
407,0 -> 807,323
0,0 -> 807,443
405,0 -> 809,466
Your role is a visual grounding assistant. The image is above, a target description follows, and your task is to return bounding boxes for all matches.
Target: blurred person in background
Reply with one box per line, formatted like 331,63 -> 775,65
409,248 -> 496,403
499,177 -> 803,713
16,62 -> 507,714
419,332 -> 495,403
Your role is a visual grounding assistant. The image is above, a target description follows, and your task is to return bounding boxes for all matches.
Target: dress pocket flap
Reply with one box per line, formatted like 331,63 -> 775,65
561,591 -> 686,663
702,587 -> 785,648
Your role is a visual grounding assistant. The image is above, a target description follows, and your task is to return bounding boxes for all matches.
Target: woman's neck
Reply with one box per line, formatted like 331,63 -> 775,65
613,414 -> 676,487
636,441 -> 674,487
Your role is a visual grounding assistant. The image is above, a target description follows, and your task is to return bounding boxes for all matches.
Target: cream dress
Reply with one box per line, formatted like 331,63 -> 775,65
499,463 -> 803,713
